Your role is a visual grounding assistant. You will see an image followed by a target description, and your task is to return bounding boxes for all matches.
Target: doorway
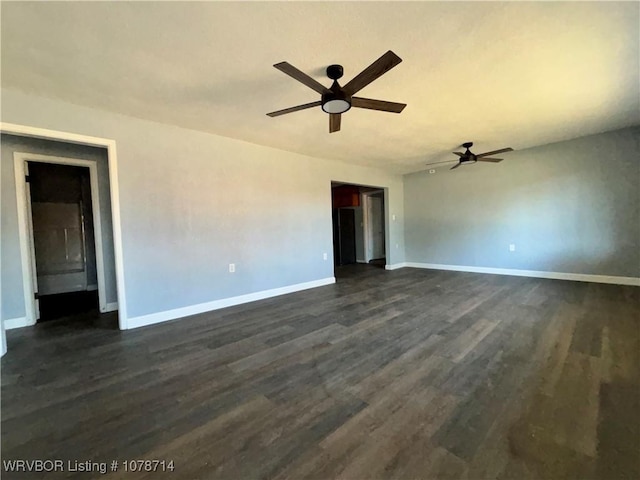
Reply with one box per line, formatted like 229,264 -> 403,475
13,152 -> 117,326
331,182 -> 387,274
27,162 -> 99,321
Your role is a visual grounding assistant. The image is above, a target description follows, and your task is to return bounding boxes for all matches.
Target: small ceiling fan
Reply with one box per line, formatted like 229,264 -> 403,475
426,142 -> 514,170
267,50 -> 407,133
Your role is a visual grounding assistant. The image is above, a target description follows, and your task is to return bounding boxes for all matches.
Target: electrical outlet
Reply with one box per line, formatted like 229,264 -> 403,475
392,214 -> 396,221
229,263 -> 235,273
509,244 -> 516,252
323,253 -> 327,260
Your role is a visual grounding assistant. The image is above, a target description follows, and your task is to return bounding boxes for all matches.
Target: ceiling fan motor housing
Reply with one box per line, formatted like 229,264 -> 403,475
322,65 -> 350,114
322,81 -> 351,114
461,143 -> 476,162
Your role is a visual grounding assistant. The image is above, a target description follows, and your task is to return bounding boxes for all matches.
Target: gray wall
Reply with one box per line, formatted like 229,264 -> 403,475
1,88 -> 405,324
1,134 -> 117,320
404,127 -> 640,278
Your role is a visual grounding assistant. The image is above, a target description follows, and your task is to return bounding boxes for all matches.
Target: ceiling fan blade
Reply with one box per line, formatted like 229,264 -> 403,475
477,158 -> 503,163
477,147 -> 513,157
450,162 -> 462,170
351,97 -> 406,113
452,152 -> 465,157
329,113 -> 341,133
267,101 -> 322,117
343,51 -> 403,95
425,159 -> 458,167
273,62 -> 330,94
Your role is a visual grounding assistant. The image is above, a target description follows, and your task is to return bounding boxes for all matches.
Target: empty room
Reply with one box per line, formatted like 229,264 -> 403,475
1,2 -> 638,479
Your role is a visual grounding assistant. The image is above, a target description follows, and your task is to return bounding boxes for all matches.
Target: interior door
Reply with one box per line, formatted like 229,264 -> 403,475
31,201 -> 88,296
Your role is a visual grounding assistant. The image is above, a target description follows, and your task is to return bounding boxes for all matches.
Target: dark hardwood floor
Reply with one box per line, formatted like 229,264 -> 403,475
2,266 -> 639,479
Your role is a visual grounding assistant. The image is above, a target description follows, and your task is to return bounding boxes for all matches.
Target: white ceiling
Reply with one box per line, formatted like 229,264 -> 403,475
2,2 -> 638,174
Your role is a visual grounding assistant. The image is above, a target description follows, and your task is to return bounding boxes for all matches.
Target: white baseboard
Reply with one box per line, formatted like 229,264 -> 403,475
104,302 -> 118,312
385,263 -> 407,271
404,262 -> 640,286
4,317 -> 33,330
126,277 -> 336,330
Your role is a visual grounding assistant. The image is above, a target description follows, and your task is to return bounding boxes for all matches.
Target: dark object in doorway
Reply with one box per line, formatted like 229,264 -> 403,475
369,258 -> 386,268
38,290 -> 99,322
333,208 -> 357,266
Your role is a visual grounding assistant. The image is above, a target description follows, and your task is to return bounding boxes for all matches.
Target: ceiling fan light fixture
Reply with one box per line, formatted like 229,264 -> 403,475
321,89 -> 351,114
322,99 -> 351,114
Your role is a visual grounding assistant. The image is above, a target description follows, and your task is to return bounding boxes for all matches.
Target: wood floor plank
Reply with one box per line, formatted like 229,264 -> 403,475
227,323 -> 348,373
332,387 -> 458,479
448,317 -> 499,363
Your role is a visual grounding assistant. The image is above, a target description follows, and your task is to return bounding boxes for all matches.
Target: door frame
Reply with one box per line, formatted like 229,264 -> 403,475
14,153 -> 109,323
362,189 -> 385,263
1,122 -> 127,331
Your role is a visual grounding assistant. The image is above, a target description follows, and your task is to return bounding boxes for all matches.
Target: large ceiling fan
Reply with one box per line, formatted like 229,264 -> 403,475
426,142 -> 514,170
267,50 -> 407,133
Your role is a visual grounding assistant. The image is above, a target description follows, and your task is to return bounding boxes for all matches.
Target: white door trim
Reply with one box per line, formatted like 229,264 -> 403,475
14,152 -> 110,319
1,122 -> 128,331
13,158 -> 37,327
